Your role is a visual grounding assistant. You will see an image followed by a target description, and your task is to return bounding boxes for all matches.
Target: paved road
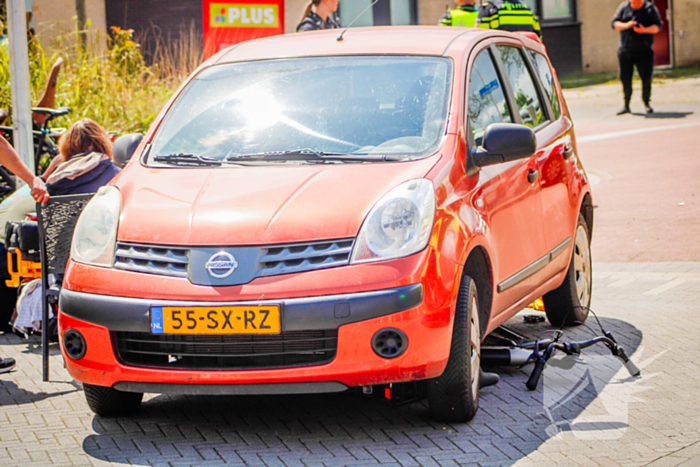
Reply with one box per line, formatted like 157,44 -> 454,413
565,77 -> 700,262
2,79 -> 700,467
2,263 -> 699,466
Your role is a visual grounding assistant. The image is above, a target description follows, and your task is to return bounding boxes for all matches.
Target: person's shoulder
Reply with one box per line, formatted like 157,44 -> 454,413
94,157 -> 121,177
328,12 -> 341,28
479,1 -> 500,14
645,1 -> 661,13
612,1 -> 630,18
296,16 -> 319,32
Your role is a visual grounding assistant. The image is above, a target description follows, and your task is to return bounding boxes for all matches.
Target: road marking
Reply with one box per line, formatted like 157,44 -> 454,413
607,273 -> 644,288
644,277 -> 690,295
578,122 -> 700,143
594,271 -> 700,295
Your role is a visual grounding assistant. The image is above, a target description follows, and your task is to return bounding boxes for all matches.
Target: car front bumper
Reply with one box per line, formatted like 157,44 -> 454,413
58,247 -> 461,391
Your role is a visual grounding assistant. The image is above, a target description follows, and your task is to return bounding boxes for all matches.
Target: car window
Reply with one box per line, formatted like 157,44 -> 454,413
528,50 -> 561,120
467,49 -> 512,147
148,56 -> 453,164
496,46 -> 547,129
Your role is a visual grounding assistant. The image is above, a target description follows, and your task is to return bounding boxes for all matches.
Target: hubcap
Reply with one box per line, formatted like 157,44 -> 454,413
573,225 -> 592,307
470,295 -> 480,399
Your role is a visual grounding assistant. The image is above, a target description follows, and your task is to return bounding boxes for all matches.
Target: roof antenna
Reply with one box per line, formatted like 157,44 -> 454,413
337,0 -> 381,42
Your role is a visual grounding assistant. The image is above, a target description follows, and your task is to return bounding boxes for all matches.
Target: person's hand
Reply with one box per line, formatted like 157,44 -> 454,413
31,177 -> 49,204
625,20 -> 638,29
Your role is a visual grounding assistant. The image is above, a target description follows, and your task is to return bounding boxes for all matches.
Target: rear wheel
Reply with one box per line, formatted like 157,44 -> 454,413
544,214 -> 592,327
83,383 -> 143,416
428,276 -> 480,422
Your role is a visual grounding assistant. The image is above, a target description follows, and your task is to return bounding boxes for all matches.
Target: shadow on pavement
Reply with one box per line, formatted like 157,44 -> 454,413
629,111 -> 694,119
81,317 -> 643,466
0,379 -> 77,404
21,340 -> 62,356
644,111 -> 694,119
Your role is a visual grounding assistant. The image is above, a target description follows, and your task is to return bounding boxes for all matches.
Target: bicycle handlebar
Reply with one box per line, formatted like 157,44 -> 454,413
525,334 -> 640,391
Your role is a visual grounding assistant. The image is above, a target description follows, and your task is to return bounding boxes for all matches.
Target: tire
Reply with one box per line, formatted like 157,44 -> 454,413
543,214 -> 592,327
428,276 -> 480,422
83,383 -> 143,416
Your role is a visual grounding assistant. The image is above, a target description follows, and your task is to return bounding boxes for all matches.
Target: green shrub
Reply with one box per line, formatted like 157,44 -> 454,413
0,21 -> 201,136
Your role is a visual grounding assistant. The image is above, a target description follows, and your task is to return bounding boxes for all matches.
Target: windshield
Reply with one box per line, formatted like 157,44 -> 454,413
148,56 -> 453,165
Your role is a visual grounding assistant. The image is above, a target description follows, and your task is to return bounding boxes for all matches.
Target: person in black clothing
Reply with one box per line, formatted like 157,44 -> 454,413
297,0 -> 341,32
612,0 -> 662,115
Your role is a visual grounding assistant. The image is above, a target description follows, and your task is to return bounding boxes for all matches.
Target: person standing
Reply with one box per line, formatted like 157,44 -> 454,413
612,0 -> 662,115
476,0 -> 541,37
297,0 -> 341,32
0,135 -> 49,373
439,0 -> 480,28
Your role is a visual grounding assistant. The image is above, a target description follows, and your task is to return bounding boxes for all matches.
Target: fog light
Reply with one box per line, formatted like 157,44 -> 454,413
63,329 -> 87,360
372,328 -> 408,359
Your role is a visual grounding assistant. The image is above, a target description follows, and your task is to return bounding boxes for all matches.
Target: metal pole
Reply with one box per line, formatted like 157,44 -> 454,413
75,0 -> 87,50
38,201 -> 50,382
6,0 -> 35,177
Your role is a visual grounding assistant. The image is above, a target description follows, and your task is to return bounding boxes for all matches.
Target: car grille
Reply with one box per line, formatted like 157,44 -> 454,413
114,243 -> 189,277
114,330 -> 338,370
113,239 -> 354,280
259,239 -> 354,276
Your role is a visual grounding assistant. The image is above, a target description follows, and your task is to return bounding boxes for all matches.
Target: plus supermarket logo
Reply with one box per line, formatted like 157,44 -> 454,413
210,3 -> 280,28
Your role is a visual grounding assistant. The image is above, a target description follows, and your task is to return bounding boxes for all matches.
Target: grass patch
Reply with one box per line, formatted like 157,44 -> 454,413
560,71 -> 618,89
560,64 -> 700,89
0,24 -> 201,136
653,65 -> 700,80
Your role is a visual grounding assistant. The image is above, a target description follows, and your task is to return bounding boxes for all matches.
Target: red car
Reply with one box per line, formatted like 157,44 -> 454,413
59,26 -> 592,422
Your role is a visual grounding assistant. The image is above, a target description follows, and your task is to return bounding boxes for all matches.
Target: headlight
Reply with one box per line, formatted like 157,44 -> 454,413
351,179 -> 436,264
70,186 -> 121,267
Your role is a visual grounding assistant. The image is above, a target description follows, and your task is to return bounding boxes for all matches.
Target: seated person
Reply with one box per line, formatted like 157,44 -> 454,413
10,119 -> 120,339
46,118 -> 120,196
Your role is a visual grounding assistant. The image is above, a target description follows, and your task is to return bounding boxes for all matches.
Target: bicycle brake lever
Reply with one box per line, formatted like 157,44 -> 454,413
604,331 -> 617,344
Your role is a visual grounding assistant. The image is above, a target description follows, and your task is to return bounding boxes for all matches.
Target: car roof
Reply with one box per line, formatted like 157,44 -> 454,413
213,26 -> 492,64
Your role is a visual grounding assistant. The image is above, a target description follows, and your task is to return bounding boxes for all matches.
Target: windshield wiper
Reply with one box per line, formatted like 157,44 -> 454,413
227,148 -> 386,163
154,153 -> 223,167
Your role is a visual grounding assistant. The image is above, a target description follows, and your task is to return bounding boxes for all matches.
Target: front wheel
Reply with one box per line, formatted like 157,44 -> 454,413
83,383 -> 143,416
543,214 -> 592,327
427,276 -> 480,422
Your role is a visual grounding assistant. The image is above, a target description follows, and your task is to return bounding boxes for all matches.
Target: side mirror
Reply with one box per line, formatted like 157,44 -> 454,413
472,123 -> 536,168
112,133 -> 144,168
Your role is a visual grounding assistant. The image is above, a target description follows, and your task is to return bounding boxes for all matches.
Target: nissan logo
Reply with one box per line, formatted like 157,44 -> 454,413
205,251 -> 238,278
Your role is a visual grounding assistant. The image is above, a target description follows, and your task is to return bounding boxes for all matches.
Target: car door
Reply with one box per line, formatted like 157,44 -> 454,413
466,45 -> 549,308
524,48 -> 579,274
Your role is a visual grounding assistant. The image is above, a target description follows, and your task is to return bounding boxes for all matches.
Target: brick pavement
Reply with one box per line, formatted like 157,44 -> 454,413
1,262 -> 700,467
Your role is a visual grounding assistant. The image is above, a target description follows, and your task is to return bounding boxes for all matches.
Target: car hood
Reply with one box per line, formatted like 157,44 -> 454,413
116,157 -> 440,246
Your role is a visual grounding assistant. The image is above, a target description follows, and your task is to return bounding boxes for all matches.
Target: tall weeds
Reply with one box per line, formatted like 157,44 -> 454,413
0,22 -> 202,135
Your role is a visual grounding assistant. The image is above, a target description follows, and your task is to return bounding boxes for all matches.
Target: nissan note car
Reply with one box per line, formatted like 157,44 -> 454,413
59,26 -> 593,422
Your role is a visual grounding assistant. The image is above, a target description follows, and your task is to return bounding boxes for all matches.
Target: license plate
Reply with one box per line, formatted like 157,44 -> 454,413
150,305 -> 281,335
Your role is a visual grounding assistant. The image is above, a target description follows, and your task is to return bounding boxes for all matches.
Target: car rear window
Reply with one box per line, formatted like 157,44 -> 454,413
528,50 -> 561,120
148,56 -> 453,165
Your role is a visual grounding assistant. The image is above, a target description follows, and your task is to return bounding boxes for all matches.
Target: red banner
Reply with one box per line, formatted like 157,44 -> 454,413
203,0 -> 285,59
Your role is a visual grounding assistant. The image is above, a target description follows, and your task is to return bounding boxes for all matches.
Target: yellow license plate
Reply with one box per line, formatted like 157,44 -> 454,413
151,306 -> 281,335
